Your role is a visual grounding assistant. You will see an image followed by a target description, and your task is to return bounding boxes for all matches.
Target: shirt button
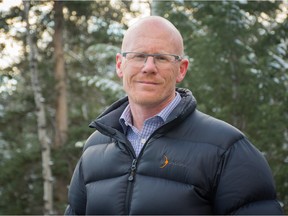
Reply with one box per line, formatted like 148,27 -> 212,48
141,138 -> 146,144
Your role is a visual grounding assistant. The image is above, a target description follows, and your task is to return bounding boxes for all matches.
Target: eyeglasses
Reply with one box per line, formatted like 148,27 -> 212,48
121,52 -> 183,67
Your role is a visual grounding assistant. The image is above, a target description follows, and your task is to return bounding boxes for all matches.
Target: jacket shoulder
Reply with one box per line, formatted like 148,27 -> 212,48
83,130 -> 112,152
187,110 -> 244,150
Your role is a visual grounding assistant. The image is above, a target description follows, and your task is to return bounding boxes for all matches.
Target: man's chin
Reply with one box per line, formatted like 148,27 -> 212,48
129,94 -> 159,107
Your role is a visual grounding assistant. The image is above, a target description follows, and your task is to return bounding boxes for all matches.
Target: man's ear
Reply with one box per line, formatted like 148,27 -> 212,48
116,53 -> 123,78
176,59 -> 189,83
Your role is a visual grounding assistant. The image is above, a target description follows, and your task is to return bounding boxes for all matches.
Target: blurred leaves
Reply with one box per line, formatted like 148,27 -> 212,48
0,0 -> 287,214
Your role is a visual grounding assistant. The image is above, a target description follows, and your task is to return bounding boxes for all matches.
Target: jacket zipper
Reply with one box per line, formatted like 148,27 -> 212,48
125,158 -> 137,214
123,129 -> 164,214
128,159 -> 137,181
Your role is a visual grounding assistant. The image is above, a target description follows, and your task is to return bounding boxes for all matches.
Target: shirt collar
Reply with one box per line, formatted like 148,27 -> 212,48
119,92 -> 181,130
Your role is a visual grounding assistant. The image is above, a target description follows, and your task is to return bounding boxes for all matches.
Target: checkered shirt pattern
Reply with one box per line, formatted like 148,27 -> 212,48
120,92 -> 181,156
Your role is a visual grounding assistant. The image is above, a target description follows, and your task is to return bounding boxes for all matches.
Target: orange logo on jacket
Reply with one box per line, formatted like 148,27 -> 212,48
160,155 -> 169,168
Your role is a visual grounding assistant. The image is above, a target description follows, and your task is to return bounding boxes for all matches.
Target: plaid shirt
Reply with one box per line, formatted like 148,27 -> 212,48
119,92 -> 181,156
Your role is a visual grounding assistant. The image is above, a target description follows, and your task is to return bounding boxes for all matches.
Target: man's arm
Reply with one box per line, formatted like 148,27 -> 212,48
65,160 -> 87,215
213,137 -> 283,215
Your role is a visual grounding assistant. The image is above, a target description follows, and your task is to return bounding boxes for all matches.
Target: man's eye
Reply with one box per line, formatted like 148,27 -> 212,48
155,55 -> 169,62
133,54 -> 146,60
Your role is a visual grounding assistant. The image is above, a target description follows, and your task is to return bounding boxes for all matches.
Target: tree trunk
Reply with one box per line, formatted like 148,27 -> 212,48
23,1 -> 54,214
150,0 -> 159,16
53,0 -> 68,147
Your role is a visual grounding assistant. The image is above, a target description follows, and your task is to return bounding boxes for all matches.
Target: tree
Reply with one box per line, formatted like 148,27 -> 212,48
53,1 -> 68,148
153,1 -> 287,211
4,0 -> 286,214
0,0 -> 138,214
23,1 -> 53,214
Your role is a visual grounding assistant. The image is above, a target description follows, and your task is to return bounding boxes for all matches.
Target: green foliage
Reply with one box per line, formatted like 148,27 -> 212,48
155,1 -> 288,212
0,144 -> 43,214
0,0 -> 287,214
0,0 -> 135,214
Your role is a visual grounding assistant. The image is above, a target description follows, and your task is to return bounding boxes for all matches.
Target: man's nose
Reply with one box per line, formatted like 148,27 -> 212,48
143,56 -> 157,69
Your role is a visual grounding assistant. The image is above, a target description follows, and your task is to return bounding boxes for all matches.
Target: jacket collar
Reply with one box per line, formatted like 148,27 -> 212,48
89,88 -> 197,137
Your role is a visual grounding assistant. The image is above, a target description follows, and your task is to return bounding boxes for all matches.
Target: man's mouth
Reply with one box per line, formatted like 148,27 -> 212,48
137,81 -> 159,85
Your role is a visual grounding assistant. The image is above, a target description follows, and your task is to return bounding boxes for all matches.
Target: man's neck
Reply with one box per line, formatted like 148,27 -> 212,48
129,97 -> 175,131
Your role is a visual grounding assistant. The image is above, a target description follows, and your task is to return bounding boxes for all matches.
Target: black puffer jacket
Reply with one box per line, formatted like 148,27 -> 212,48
65,88 -> 283,215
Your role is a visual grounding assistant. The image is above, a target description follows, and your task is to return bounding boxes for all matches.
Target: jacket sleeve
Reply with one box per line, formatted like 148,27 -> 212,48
213,137 -> 283,215
65,159 -> 87,215
64,205 -> 76,215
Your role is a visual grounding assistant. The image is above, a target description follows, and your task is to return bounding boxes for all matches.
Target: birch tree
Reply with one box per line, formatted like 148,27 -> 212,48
23,1 -> 54,214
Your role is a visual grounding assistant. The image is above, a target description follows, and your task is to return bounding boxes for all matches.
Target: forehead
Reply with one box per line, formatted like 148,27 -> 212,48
126,33 -> 175,53
122,18 -> 183,54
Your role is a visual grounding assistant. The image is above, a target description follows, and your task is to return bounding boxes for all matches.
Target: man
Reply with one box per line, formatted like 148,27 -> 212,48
65,16 -> 283,215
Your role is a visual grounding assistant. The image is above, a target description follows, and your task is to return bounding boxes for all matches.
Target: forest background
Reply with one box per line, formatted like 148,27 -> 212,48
0,0 -> 287,214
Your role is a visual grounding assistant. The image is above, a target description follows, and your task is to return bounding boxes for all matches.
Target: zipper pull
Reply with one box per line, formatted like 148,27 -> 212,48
128,159 -> 137,181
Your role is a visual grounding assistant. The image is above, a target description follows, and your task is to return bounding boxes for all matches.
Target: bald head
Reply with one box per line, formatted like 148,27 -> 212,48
121,16 -> 184,56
